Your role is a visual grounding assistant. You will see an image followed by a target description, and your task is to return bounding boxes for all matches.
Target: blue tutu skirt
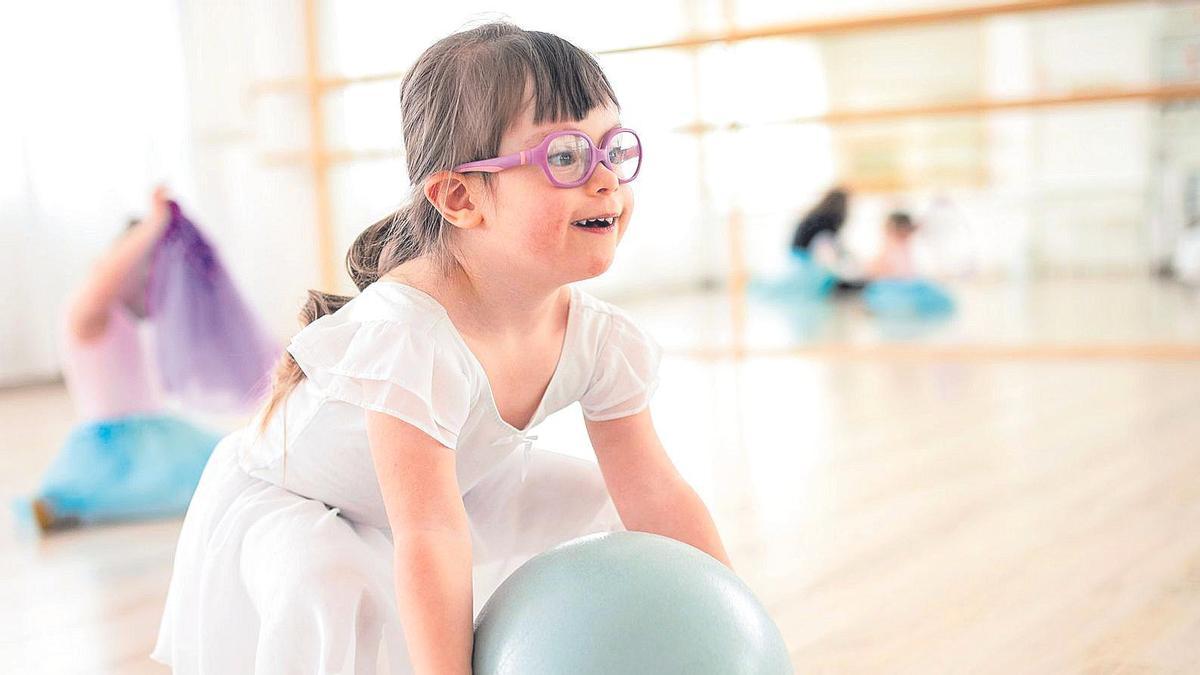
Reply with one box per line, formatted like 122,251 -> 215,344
863,279 -> 955,318
748,249 -> 839,302
15,413 -> 222,531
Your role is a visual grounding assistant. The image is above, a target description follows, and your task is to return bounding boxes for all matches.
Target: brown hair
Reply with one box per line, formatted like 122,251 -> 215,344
257,22 -> 619,432
887,210 -> 916,235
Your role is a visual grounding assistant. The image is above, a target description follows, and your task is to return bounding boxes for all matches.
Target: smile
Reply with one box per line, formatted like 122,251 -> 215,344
571,215 -> 616,229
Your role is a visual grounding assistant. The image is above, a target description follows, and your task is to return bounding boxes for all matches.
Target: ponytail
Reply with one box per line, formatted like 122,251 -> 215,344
255,289 -> 350,432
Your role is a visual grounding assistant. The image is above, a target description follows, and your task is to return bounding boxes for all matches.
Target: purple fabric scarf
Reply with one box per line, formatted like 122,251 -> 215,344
146,202 -> 279,414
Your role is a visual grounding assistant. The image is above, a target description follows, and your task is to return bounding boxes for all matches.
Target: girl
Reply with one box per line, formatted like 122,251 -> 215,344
863,212 -> 956,318
154,22 -> 730,675
866,211 -> 918,279
790,186 -> 865,291
15,188 -> 235,532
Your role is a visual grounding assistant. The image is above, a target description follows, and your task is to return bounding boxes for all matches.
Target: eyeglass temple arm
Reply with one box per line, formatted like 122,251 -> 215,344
454,151 -> 530,174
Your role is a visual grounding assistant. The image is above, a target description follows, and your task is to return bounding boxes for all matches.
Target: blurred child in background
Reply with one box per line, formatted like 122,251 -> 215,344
863,210 -> 955,318
789,186 -> 866,292
16,187 -> 276,532
867,211 -> 918,279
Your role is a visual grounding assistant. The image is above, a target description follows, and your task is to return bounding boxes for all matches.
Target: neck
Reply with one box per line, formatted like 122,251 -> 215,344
382,257 -> 568,339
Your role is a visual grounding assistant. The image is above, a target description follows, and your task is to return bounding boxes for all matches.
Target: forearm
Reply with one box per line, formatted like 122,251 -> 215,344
392,529 -> 474,675
68,217 -> 167,338
75,218 -> 164,308
620,480 -> 732,569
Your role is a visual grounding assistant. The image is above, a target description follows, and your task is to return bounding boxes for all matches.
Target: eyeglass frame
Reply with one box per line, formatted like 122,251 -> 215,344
452,127 -> 643,188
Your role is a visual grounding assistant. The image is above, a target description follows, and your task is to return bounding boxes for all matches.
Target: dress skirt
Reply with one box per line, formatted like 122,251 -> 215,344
152,430 -> 623,674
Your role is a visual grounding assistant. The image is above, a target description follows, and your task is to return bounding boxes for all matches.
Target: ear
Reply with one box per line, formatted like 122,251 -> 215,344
424,171 -> 484,230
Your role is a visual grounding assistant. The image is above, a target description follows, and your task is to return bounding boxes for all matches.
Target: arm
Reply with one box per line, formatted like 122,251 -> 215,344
365,410 -> 473,675
66,187 -> 171,342
584,407 -> 732,568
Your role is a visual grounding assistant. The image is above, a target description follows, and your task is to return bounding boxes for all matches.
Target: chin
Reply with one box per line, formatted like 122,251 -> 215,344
574,251 -> 615,281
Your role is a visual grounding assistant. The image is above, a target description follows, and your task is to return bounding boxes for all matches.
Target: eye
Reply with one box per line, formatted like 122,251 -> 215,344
548,151 -> 578,167
608,147 -> 627,164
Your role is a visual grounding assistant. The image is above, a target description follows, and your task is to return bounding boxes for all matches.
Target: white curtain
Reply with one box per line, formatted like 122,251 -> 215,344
0,1 -> 195,385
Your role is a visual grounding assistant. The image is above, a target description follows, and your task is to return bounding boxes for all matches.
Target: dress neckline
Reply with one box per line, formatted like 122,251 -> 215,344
372,279 -> 577,435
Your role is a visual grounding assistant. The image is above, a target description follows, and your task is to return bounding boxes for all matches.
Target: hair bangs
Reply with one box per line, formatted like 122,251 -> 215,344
524,31 -> 619,124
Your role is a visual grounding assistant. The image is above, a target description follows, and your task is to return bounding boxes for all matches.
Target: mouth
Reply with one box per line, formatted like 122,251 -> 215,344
570,213 -> 618,231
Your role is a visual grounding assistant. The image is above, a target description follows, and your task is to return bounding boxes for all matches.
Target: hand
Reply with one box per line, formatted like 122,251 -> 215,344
66,185 -> 174,341
133,185 -> 172,235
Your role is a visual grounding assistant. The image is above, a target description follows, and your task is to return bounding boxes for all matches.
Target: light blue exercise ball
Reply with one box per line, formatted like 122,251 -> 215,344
473,531 -> 794,674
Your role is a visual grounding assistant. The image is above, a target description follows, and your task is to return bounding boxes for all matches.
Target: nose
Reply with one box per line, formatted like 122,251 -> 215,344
587,159 -> 620,194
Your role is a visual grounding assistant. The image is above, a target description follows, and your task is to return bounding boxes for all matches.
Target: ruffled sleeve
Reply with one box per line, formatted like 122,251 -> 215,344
579,309 -> 663,421
286,317 -> 475,449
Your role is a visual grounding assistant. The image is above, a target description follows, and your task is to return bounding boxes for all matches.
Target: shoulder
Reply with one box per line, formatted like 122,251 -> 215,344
571,286 -> 661,364
571,287 -> 663,421
288,281 -> 476,383
279,282 -> 480,446
292,280 -> 461,345
330,280 -> 448,330
573,287 -> 634,357
573,287 -> 644,335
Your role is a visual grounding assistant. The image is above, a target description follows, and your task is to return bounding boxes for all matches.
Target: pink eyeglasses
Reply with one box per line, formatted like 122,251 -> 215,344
453,127 -> 642,188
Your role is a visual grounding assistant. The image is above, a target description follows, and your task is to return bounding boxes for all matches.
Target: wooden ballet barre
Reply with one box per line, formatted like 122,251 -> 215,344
599,0 -> 1138,55
254,83 -> 1200,168
677,83 -> 1200,132
248,0 -> 1140,97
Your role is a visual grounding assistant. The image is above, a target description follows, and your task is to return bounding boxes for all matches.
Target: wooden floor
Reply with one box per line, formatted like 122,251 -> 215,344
3,278 -> 1200,673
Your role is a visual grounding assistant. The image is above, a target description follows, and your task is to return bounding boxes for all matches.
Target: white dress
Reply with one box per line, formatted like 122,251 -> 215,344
152,280 -> 661,674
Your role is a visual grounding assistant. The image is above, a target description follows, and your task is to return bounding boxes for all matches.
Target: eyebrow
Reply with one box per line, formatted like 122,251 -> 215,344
520,122 -> 622,148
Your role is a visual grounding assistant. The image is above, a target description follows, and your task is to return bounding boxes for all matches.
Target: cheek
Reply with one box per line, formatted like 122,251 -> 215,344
523,209 -> 568,256
492,177 -> 567,255
525,198 -> 572,254
616,192 -> 635,241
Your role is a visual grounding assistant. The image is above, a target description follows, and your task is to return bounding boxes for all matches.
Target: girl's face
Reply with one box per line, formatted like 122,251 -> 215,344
467,103 -> 634,287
